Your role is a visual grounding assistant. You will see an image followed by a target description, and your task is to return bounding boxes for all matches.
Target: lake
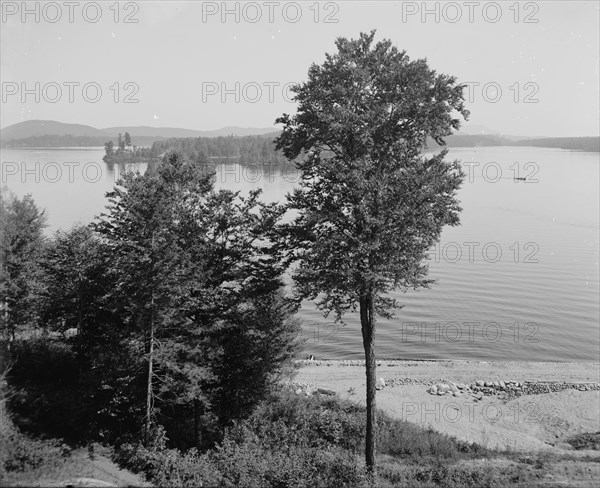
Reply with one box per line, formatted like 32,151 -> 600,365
1,146 -> 598,362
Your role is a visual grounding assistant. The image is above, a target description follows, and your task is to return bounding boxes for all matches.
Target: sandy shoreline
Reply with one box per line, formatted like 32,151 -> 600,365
292,360 -> 600,452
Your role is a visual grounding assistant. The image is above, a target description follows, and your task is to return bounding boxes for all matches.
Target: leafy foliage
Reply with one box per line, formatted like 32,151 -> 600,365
276,30 -> 468,319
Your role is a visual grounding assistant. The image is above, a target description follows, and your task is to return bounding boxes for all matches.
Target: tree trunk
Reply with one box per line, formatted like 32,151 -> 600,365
144,234 -> 156,448
360,292 -> 376,477
144,312 -> 154,448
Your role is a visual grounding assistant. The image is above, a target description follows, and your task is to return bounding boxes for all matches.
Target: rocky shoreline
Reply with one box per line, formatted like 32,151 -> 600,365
285,378 -> 600,399
291,359 -> 600,398
389,378 -> 600,396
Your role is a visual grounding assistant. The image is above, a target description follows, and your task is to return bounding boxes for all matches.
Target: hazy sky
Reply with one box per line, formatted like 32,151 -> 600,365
1,0 -> 599,136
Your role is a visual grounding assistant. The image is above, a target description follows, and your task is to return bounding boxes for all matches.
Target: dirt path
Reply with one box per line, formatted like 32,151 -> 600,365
76,451 -> 150,487
15,449 -> 150,488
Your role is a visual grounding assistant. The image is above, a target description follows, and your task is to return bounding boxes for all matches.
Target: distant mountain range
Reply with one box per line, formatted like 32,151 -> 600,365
1,119 -> 598,152
0,120 -> 278,146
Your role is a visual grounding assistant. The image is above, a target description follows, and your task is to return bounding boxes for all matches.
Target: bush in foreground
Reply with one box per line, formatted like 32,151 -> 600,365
0,423 -> 69,479
113,389 -> 495,487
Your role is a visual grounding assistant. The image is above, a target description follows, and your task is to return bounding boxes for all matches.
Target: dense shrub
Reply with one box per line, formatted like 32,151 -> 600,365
565,432 -> 600,450
410,463 -> 497,488
240,390 -> 365,452
245,389 -> 489,463
114,439 -> 368,488
114,442 -> 223,487
6,338 -> 89,441
6,337 -> 145,445
113,389 -> 495,487
0,423 -> 69,475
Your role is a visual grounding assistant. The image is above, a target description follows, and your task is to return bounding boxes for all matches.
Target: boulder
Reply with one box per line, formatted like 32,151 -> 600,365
429,386 -> 438,395
376,378 -> 386,390
476,380 -> 484,387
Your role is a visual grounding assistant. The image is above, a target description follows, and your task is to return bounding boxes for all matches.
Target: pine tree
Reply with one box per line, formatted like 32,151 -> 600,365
0,192 -> 47,343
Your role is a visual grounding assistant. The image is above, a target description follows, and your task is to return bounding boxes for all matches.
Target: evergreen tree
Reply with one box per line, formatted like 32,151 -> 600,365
93,152 -> 213,446
92,152 -> 301,446
104,140 -> 115,158
0,191 -> 47,343
124,132 -> 132,151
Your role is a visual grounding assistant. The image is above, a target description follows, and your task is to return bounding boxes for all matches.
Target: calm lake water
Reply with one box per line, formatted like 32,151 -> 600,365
1,146 -> 599,361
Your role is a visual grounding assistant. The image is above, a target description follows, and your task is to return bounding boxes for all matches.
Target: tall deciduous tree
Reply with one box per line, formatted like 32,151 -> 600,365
275,31 -> 469,475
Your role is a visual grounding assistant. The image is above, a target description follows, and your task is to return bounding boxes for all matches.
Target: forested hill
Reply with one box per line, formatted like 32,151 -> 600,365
429,135 -> 600,151
1,134 -> 163,148
510,137 -> 600,152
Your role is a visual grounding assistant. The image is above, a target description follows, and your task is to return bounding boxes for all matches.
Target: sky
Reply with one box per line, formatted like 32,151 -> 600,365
1,0 -> 599,137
